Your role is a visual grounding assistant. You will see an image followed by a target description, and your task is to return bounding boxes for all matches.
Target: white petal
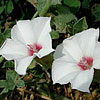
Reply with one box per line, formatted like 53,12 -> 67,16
31,17 -> 51,42
28,17 -> 54,58
0,39 -> 28,60
71,68 -> 94,92
93,42 -> 100,69
15,56 -> 34,75
15,20 -> 35,44
37,32 -> 54,58
63,37 -> 83,62
52,56 -> 81,84
54,43 -> 64,59
11,25 -> 25,44
75,28 -> 99,57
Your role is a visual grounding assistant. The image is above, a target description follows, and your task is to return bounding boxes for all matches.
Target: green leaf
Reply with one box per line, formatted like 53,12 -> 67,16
0,80 -> 7,88
64,0 -> 80,8
0,56 -> 4,64
3,28 -> 11,38
93,69 -> 100,83
6,70 -> 18,90
56,5 -> 71,15
51,0 -> 62,5
28,59 -> 36,69
54,14 -> 76,33
50,30 -> 59,39
37,0 -> 46,14
0,33 -> 5,47
37,0 -> 51,16
0,6 -> 5,14
3,61 -> 14,68
16,80 -> 25,88
92,4 -> 100,22
0,88 -> 8,95
82,0 -> 90,9
63,0 -> 80,12
5,0 -> 14,14
73,17 -> 88,34
35,53 -> 53,70
6,70 -> 18,82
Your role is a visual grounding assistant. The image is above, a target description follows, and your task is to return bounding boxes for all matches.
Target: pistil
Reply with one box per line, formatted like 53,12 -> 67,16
78,57 -> 93,70
27,43 -> 42,56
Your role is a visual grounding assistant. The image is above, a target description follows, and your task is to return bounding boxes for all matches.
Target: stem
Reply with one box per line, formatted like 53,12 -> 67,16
40,0 -> 51,16
32,0 -> 51,19
37,62 -> 50,80
32,11 -> 39,19
35,57 -> 50,80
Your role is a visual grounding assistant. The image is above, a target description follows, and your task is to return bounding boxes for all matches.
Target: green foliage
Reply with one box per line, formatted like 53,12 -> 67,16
73,17 -> 88,34
51,0 -> 62,5
50,29 -> 59,39
0,6 -> 5,14
63,0 -> 80,12
0,56 -> 4,63
16,80 -> 25,88
94,70 -> 100,83
3,28 -> 11,38
37,0 -> 51,16
64,0 -> 80,8
0,33 -> 5,47
37,0 -> 46,14
54,14 -> 76,33
0,70 -> 25,95
92,4 -> 100,22
82,0 -> 90,9
2,61 -> 14,68
5,0 -> 14,15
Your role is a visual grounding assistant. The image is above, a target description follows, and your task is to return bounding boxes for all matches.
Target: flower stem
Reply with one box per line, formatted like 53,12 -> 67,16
32,11 -> 39,19
35,57 -> 50,80
39,0 -> 51,16
32,0 -> 51,19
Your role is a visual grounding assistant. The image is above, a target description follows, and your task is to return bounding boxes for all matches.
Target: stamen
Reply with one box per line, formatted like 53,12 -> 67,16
78,57 -> 93,70
27,45 -> 34,56
27,43 -> 42,56
34,43 -> 42,51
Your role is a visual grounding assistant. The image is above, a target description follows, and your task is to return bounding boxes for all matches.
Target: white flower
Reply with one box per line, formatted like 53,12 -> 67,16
52,28 -> 100,92
0,17 -> 54,75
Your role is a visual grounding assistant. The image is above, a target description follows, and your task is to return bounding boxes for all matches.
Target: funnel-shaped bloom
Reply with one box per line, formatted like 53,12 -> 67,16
52,28 -> 100,92
0,17 -> 54,75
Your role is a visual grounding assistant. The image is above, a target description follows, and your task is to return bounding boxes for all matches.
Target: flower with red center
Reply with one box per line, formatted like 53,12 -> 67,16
0,17 -> 54,75
27,43 -> 42,56
52,28 -> 100,92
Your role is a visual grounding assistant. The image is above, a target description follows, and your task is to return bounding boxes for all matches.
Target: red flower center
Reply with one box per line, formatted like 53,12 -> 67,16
78,57 -> 93,70
27,43 -> 42,56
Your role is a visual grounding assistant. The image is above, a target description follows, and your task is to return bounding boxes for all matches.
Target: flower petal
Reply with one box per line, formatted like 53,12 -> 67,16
12,20 -> 35,45
37,33 -> 54,58
52,56 -> 81,84
63,37 -> 83,62
30,17 -> 54,58
31,17 -> 51,41
93,42 -> 100,69
71,68 -> 94,92
15,56 -> 34,75
54,43 -> 64,59
75,28 -> 99,57
11,25 -> 25,44
0,39 -> 28,60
